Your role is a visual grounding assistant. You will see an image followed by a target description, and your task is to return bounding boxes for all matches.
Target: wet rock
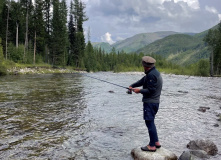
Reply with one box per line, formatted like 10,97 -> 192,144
190,150 -> 210,159
0,144 -> 10,151
213,124 -> 219,127
178,151 -> 193,160
14,71 -> 19,75
187,139 -> 218,156
131,147 -> 177,160
178,90 -> 188,94
197,106 -> 210,112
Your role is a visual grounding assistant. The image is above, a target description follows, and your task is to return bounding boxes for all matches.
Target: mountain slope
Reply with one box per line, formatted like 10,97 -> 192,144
136,34 -> 209,65
92,31 -> 180,53
112,31 -> 179,53
92,42 -> 112,52
91,24 -> 219,66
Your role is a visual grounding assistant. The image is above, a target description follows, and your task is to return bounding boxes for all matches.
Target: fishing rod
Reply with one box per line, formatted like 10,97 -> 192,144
80,73 -> 132,94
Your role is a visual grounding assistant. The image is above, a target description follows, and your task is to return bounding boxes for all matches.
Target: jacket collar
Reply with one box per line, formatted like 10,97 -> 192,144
145,66 -> 155,74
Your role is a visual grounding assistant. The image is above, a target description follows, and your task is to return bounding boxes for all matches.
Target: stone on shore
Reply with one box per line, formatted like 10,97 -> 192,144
187,139 -> 218,156
131,147 -> 177,160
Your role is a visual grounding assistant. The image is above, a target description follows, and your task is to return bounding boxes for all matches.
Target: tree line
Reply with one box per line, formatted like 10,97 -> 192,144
204,22 -> 221,76
0,0 -> 219,77
0,0 -> 179,74
0,0 -> 87,67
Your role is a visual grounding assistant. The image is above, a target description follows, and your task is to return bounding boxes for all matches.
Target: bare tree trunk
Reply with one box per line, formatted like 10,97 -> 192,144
24,7 -> 29,61
16,22 -> 19,48
5,4 -> 9,60
33,30 -> 36,65
45,45 -> 49,63
210,50 -> 214,77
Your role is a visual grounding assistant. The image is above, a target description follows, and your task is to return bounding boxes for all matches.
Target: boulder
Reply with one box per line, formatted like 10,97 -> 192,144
187,139 -> 218,156
131,147 -> 177,160
189,150 -> 210,159
197,107 -> 210,112
178,151 -> 193,160
178,150 -> 210,160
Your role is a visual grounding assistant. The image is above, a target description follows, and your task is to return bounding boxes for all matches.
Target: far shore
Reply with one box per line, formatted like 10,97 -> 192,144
4,66 -> 221,78
7,67 -> 86,75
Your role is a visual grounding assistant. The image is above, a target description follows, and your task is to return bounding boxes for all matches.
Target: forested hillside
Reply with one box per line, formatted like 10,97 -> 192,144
0,0 -> 87,67
92,42 -> 111,53
0,0 -> 220,76
92,31 -> 179,53
136,34 -> 209,66
112,31 -> 179,53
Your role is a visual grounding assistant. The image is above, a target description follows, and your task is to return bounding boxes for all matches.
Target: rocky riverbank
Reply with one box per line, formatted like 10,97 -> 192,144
7,67 -> 86,75
131,139 -> 219,160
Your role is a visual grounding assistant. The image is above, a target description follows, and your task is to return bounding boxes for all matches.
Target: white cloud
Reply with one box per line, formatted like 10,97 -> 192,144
82,0 -> 220,42
174,0 -> 199,9
116,36 -> 125,41
205,6 -> 218,14
101,32 -> 115,44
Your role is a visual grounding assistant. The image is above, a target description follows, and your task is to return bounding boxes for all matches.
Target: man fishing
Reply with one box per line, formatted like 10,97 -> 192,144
129,56 -> 163,152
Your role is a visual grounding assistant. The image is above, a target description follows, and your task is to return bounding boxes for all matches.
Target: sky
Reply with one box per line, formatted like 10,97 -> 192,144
71,0 -> 221,44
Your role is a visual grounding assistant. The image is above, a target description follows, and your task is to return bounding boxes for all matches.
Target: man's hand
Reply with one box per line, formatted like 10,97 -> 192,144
132,88 -> 140,93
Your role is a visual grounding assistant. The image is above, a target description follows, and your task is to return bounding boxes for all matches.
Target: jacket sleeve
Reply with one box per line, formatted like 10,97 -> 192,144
130,76 -> 145,88
139,74 -> 157,95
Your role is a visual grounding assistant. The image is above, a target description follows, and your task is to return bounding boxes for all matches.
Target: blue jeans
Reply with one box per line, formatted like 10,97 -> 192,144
145,120 -> 159,146
143,103 -> 159,146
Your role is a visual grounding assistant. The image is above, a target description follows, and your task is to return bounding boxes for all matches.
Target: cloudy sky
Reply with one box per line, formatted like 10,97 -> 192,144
77,0 -> 221,44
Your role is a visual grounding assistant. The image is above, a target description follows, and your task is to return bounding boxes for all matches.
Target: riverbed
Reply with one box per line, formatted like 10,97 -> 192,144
0,72 -> 220,159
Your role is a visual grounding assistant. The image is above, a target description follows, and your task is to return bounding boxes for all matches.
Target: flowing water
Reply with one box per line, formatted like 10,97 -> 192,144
0,72 -> 220,160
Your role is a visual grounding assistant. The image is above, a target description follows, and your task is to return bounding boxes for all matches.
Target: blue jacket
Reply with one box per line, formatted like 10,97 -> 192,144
130,67 -> 163,103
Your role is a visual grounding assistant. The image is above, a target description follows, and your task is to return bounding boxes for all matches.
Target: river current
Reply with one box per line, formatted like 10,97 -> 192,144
0,72 -> 220,160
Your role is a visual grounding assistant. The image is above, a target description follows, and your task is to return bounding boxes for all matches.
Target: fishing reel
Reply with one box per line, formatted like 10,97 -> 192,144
127,89 -> 132,94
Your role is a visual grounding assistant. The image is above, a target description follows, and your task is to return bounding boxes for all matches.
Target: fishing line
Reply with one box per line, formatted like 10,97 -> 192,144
78,73 -> 132,94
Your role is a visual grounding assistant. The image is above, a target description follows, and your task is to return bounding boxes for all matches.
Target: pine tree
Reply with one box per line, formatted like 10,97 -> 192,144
5,0 -> 9,59
72,0 -> 88,68
19,0 -> 34,63
33,0 -> 45,64
43,0 -> 52,63
50,0 -> 68,66
204,22 -> 221,75
10,1 -> 22,48
68,0 -> 76,66
60,0 -> 68,65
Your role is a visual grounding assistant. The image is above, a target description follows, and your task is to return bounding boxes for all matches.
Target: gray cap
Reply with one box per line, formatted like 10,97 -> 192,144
142,56 -> 156,68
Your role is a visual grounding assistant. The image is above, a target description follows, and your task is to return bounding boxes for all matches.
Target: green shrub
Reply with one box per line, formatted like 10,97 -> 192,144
197,59 -> 210,76
0,64 -> 7,76
8,43 -> 24,63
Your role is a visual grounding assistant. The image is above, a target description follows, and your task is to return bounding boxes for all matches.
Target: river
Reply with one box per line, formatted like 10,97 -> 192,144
0,72 -> 220,160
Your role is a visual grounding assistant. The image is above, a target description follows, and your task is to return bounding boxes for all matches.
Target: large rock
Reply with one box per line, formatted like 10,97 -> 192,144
131,147 -> 177,160
178,151 -> 193,160
189,150 -> 210,159
187,139 -> 218,156
178,150 -> 209,160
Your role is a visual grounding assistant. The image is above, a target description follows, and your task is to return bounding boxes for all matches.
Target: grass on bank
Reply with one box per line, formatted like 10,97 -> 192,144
0,59 -> 212,77
0,60 -> 81,75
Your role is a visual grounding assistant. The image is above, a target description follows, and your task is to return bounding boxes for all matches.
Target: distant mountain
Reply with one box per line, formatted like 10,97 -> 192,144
92,31 -> 181,53
136,24 -> 221,65
92,42 -> 112,52
136,33 -> 209,66
92,24 -> 219,66
112,31 -> 179,53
